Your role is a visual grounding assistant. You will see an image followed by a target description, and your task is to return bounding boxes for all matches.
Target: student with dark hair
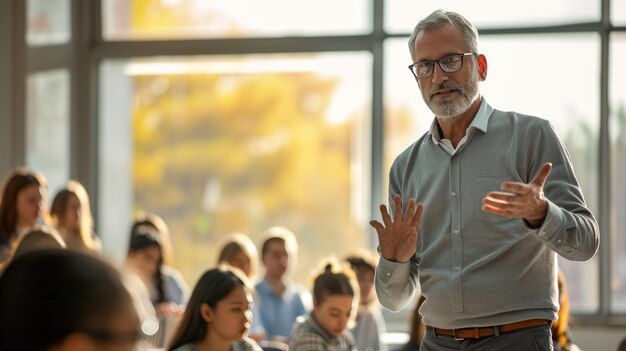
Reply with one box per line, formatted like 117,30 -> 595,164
0,167 -> 48,263
250,226 -> 311,343
0,249 -> 140,350
289,259 -> 358,351
168,266 -> 262,351
345,250 -> 388,351
50,180 -> 102,254
127,213 -> 189,312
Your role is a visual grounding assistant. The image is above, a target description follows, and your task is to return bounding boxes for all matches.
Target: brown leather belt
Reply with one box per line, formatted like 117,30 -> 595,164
426,319 -> 551,340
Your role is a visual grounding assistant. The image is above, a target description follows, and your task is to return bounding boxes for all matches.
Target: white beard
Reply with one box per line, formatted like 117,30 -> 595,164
422,67 -> 480,119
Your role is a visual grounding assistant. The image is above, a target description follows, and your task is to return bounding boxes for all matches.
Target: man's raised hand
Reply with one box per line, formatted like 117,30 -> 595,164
370,195 -> 424,263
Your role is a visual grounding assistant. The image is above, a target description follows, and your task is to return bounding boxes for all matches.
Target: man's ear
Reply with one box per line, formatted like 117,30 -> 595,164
200,303 -> 214,322
476,54 -> 488,81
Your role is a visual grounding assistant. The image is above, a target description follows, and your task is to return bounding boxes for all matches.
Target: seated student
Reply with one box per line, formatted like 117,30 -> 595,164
124,215 -> 189,348
251,226 -> 311,343
400,294 -> 426,351
289,259 -> 358,351
127,213 -> 189,314
0,226 -> 65,274
217,232 -> 259,280
552,270 -> 583,351
167,266 -> 262,351
0,167 -> 48,263
345,250 -> 388,351
0,249 -> 140,351
11,226 -> 66,260
50,180 -> 102,254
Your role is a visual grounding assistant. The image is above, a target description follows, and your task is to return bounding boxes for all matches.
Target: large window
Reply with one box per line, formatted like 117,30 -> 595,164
385,0 -> 600,33
613,0 -> 626,25
102,0 -> 371,40
26,0 -> 71,46
99,53 -> 372,283
610,33 -> 626,313
26,69 -> 71,198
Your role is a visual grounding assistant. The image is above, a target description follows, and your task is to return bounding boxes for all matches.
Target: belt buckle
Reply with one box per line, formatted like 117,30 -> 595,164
452,329 -> 464,341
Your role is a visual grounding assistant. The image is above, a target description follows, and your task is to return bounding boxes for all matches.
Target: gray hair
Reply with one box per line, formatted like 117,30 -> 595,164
408,10 -> 479,58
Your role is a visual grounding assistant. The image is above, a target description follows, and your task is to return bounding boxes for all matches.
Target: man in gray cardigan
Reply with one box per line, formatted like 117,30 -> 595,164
369,10 -> 599,351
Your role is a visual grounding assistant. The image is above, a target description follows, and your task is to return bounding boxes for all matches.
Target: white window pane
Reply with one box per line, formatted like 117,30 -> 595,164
610,33 -> 626,313
612,0 -> 626,25
27,0 -> 71,46
384,33 -> 600,312
102,0 -> 371,40
385,0 -> 600,33
26,69 -> 70,200
99,53 -> 372,283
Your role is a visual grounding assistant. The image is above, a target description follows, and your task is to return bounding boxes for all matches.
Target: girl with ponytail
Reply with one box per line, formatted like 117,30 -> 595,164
289,259 -> 359,351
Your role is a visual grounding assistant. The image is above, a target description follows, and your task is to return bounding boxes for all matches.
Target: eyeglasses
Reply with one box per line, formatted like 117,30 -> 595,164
408,53 -> 476,79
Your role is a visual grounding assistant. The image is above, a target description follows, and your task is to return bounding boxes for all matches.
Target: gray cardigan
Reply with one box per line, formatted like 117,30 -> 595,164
376,99 -> 599,329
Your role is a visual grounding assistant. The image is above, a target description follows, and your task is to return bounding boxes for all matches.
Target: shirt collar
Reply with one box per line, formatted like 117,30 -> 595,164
428,97 -> 493,144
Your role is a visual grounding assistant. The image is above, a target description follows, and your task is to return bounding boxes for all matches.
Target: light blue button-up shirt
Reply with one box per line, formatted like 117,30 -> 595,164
252,278 -> 311,340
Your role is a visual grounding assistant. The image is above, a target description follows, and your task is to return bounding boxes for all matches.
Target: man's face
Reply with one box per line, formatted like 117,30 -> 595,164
262,240 -> 289,279
411,24 -> 482,119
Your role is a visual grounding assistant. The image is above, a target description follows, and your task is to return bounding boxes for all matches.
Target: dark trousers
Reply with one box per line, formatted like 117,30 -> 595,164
421,324 -> 553,351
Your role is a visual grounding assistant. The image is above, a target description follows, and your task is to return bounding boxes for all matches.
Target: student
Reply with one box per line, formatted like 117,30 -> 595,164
0,167 -> 48,263
400,294 -> 426,351
289,260 -> 358,351
251,226 -> 311,342
11,226 -> 66,261
552,270 -> 583,351
168,266 -> 262,351
344,250 -> 388,351
127,213 -> 189,310
0,249 -> 140,350
50,180 -> 102,254
217,233 -> 259,280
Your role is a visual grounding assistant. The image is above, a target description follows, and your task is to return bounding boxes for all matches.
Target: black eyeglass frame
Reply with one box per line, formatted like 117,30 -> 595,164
408,52 -> 477,80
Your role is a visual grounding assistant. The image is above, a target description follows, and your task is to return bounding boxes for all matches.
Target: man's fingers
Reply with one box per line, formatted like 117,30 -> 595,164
380,204 -> 392,227
412,203 -> 424,227
405,198 -> 416,220
482,203 -> 514,217
482,196 -> 509,208
500,182 -> 528,194
484,191 -> 515,201
531,162 -> 552,188
393,194 -> 403,223
369,220 -> 385,234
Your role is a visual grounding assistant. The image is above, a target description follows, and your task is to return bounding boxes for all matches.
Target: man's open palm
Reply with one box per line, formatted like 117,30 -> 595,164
370,195 -> 424,263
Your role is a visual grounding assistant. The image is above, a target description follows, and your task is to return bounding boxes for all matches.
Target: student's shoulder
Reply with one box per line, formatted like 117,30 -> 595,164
171,343 -> 198,351
289,283 -> 312,308
233,337 -> 263,351
290,331 -> 328,351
